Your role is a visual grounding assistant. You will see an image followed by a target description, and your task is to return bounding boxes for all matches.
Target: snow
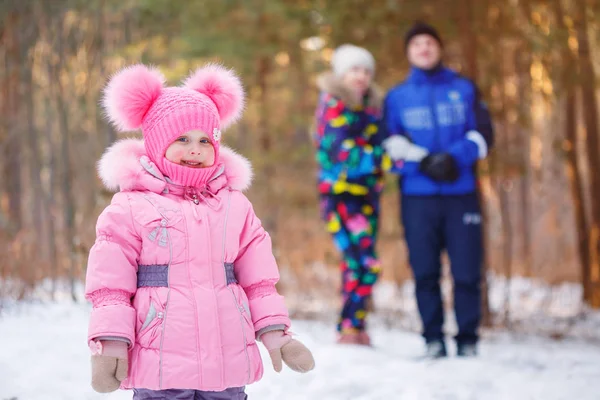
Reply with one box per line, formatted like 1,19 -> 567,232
1,298 -> 599,400
286,271 -> 600,342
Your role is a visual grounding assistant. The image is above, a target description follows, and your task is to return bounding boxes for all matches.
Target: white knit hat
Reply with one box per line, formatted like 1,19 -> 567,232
331,44 -> 376,77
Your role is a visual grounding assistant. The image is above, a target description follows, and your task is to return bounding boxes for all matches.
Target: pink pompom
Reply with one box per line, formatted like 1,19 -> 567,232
102,64 -> 165,131
183,64 -> 245,128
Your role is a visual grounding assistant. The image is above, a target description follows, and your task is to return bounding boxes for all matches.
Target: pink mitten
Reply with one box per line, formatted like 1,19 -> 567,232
89,340 -> 128,393
260,330 -> 315,373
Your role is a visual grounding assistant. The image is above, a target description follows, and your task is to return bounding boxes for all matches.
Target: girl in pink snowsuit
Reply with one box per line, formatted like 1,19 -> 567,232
85,64 -> 315,399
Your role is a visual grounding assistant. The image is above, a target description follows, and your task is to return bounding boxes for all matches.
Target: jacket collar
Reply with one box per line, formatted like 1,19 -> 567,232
406,64 -> 456,84
97,138 -> 253,194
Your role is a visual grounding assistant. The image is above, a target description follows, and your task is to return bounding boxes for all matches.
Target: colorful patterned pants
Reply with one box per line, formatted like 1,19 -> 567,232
320,193 -> 381,333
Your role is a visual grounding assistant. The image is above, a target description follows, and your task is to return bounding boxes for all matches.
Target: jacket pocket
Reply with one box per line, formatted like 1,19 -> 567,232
134,288 -> 166,349
232,284 -> 256,345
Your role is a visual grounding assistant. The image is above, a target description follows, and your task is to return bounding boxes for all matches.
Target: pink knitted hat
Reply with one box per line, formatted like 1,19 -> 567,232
102,63 -> 244,187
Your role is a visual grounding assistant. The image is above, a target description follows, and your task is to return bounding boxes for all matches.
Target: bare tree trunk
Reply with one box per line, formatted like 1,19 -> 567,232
288,42 -> 311,147
516,0 -> 536,277
517,126 -> 532,277
457,0 -> 492,327
256,55 -> 277,234
0,29 -> 6,284
498,74 -> 514,327
3,12 -> 23,235
574,0 -> 600,307
555,0 -> 590,307
493,7 -> 514,326
45,99 -> 59,300
20,11 -> 44,291
514,44 -> 533,277
57,85 -> 78,301
37,2 -> 60,299
96,0 -> 116,147
51,21 -> 78,302
457,0 -> 478,81
0,21 -> 13,237
3,11 -> 26,298
566,88 -> 589,291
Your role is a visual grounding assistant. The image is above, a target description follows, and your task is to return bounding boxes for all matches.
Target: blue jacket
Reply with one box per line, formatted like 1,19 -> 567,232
384,66 -> 494,195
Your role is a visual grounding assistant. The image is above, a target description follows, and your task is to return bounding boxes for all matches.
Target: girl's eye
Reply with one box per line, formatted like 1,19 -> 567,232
200,138 -> 210,144
177,137 -> 188,143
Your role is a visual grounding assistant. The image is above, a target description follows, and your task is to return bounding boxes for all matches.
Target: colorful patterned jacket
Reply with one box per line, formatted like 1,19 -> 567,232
314,72 -> 389,197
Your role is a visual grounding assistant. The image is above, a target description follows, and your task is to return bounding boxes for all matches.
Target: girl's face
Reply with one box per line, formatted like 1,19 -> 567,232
165,130 -> 215,168
342,66 -> 373,96
407,34 -> 442,70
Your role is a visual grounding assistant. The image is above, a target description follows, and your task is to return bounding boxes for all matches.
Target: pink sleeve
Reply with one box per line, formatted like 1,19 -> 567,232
235,197 -> 291,333
85,192 -> 141,346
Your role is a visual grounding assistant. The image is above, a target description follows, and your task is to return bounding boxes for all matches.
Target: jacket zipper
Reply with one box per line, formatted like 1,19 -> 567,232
221,190 -> 251,383
184,192 -> 204,387
429,84 -> 442,195
141,195 -> 172,389
158,226 -> 173,389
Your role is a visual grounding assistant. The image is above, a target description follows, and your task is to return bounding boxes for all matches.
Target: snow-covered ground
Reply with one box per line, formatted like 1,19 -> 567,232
1,299 -> 599,400
286,270 -> 600,342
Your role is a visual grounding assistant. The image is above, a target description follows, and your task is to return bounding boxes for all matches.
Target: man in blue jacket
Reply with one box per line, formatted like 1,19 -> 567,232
383,22 -> 494,358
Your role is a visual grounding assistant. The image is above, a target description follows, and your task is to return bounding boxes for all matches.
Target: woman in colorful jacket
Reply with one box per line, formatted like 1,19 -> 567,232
314,44 -> 388,346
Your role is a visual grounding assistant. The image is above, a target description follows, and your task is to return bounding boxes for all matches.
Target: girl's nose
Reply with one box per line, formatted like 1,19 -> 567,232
189,145 -> 202,156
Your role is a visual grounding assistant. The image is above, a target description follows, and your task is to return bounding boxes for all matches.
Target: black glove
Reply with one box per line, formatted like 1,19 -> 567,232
419,153 -> 460,182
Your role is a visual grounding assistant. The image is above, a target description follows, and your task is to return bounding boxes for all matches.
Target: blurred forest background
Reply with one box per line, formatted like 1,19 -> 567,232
1,0 -> 600,335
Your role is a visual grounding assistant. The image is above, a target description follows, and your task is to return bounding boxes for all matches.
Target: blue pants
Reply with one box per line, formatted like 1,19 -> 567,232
401,194 -> 483,345
133,387 -> 246,400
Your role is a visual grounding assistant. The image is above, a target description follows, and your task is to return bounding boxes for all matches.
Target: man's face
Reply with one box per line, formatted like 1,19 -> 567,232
407,34 -> 442,70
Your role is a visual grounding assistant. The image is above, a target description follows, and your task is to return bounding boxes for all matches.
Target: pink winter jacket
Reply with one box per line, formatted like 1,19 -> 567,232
85,138 -> 291,391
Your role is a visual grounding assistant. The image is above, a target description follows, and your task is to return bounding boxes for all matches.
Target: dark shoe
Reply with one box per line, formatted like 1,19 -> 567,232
457,343 -> 478,357
424,340 -> 447,359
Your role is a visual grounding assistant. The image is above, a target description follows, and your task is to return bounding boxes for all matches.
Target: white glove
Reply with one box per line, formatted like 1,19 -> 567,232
383,135 -> 429,161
